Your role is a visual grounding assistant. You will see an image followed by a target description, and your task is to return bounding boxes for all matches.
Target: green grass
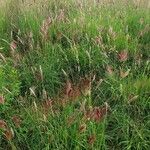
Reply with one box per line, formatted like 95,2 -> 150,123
0,0 -> 150,149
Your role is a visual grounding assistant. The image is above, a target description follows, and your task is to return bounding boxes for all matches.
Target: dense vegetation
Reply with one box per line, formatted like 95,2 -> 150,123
0,0 -> 149,149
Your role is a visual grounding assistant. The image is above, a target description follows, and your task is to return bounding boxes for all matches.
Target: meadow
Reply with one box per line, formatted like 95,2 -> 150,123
0,0 -> 150,149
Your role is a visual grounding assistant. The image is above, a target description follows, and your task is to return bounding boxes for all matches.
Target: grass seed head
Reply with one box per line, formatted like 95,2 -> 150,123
88,134 -> 96,145
12,115 -> 22,127
4,128 -> 14,141
0,120 -> 7,130
79,123 -> 86,133
118,50 -> 128,62
0,95 -> 5,104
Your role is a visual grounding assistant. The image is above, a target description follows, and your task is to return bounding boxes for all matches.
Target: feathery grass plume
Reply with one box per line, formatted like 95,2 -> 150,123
4,128 -> 14,141
120,69 -> 130,78
79,123 -> 86,133
40,16 -> 52,40
79,78 -> 91,97
118,50 -> 128,62
12,115 -> 22,127
0,95 -> 5,104
106,65 -> 114,75
57,9 -> 65,22
0,120 -> 7,130
10,40 -> 17,53
84,102 -> 109,122
42,99 -> 54,116
88,134 -> 96,145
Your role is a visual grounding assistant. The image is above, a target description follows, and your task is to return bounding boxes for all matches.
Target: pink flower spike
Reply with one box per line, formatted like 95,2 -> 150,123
10,40 -> 17,50
118,51 -> 128,62
0,120 -> 7,130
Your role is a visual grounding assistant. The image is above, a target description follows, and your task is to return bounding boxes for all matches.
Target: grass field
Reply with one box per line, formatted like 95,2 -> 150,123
0,0 -> 150,149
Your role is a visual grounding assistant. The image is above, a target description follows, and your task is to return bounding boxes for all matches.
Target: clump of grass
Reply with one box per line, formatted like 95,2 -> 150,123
0,0 -> 149,149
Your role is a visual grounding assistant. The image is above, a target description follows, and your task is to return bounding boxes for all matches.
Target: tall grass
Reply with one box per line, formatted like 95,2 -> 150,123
0,0 -> 150,149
